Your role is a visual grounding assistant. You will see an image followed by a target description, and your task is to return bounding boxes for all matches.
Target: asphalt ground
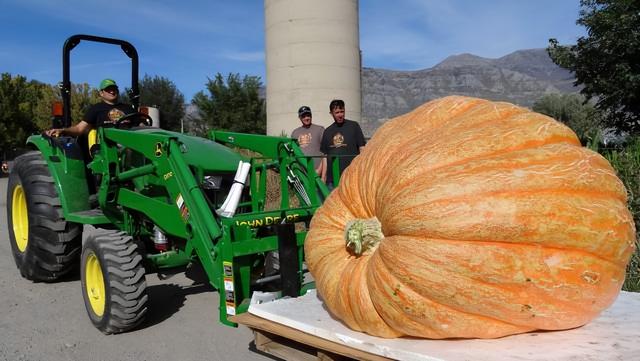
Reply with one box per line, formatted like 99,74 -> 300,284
0,177 -> 277,361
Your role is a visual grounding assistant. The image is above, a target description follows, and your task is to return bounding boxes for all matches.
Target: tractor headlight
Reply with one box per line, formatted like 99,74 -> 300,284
202,175 -> 223,190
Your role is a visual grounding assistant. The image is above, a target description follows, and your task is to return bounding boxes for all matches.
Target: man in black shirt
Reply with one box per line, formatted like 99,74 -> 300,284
45,78 -> 134,137
320,99 -> 366,188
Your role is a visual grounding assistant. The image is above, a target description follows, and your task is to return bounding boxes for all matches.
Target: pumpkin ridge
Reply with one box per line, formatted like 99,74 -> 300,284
334,258 -> 362,330
380,218 -> 633,263
386,240 -> 627,300
388,188 -> 628,209
380,137 -> 582,197
360,101 -> 533,180
381,191 -> 633,253
312,243 -> 352,266
383,149 -> 620,199
368,114 -> 527,164
370,97 -> 504,138
368,247 -> 536,337
374,238 -> 619,330
344,256 -> 401,336
381,236 -> 631,266
374,107 -> 578,172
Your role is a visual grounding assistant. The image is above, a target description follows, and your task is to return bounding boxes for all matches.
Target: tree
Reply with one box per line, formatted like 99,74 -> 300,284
32,83 -> 99,131
548,0 -> 640,135
532,93 -> 602,144
0,73 -> 39,155
135,74 -> 185,131
190,73 -> 266,135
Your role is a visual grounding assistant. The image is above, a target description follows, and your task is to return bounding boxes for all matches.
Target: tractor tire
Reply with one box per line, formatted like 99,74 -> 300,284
6,151 -> 82,281
81,229 -> 148,334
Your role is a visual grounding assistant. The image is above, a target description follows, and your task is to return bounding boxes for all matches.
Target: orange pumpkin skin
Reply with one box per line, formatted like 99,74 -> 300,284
304,96 -> 636,339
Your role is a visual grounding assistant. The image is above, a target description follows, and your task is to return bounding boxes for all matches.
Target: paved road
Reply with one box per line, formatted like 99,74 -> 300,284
0,177 -> 275,361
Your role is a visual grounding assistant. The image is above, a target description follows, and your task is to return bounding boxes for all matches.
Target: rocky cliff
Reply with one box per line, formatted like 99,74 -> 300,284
361,48 -> 577,135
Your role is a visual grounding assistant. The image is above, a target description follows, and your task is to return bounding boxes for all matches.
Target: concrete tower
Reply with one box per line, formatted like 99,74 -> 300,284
264,0 -> 361,136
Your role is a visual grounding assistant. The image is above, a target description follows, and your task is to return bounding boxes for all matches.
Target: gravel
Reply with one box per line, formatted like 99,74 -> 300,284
0,178 -> 275,361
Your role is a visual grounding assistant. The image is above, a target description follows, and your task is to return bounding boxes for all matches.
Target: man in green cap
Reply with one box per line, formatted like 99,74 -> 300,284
45,78 -> 135,137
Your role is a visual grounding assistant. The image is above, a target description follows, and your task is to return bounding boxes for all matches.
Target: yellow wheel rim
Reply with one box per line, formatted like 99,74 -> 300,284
85,252 -> 106,316
11,184 -> 29,252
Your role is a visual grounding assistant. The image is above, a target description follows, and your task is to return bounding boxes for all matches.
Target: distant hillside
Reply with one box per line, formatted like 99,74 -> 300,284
361,48 -> 578,136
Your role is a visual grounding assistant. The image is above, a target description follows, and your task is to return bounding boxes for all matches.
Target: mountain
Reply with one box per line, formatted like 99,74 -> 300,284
361,48 -> 578,136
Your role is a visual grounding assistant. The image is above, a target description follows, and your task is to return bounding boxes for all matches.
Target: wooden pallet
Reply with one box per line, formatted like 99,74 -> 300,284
231,313 -> 393,361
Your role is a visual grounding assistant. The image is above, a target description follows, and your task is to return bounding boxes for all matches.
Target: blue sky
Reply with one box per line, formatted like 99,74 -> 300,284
0,0 -> 585,101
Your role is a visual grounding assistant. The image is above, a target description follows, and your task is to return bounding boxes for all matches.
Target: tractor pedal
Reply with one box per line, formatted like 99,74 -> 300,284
66,209 -> 109,225
72,209 -> 105,217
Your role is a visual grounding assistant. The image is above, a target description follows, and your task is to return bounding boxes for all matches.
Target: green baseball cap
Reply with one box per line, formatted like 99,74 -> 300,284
99,78 -> 118,90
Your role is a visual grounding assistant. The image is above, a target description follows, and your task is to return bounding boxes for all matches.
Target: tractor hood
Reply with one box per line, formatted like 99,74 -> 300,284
133,128 -> 246,172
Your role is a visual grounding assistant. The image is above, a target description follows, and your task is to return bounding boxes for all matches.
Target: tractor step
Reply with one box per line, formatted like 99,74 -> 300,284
66,208 -> 110,224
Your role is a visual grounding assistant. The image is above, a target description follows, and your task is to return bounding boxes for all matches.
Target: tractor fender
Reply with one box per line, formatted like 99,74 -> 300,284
26,134 -> 92,214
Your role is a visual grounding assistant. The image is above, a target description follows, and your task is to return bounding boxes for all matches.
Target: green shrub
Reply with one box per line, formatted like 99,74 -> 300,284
598,138 -> 640,292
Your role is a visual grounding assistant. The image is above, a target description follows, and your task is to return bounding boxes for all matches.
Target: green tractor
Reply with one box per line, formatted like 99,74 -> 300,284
6,35 -> 329,334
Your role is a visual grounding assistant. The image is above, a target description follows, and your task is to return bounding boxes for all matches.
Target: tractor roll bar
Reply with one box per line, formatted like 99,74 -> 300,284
61,34 -> 140,127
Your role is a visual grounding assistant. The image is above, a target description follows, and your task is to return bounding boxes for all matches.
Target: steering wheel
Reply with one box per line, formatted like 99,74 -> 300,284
115,112 -> 153,128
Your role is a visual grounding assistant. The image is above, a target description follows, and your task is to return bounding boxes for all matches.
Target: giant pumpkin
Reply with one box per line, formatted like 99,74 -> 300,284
304,96 -> 636,339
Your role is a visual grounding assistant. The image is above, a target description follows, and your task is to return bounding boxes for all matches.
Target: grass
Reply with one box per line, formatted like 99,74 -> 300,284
592,137 -> 640,292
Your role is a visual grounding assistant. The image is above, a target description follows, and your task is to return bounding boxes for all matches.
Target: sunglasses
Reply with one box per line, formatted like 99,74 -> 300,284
102,87 -> 119,94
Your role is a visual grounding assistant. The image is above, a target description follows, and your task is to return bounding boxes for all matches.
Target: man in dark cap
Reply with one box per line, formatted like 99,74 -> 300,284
291,105 -> 326,181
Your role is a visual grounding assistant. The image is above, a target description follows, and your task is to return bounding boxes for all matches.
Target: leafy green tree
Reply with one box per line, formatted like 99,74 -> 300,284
134,74 -> 185,131
532,93 -> 603,144
191,73 -> 266,135
32,83 -> 99,131
0,73 -> 39,155
548,0 -> 640,135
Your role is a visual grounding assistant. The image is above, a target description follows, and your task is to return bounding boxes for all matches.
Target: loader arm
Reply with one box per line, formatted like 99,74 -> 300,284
85,128 -> 328,326
93,129 -> 226,291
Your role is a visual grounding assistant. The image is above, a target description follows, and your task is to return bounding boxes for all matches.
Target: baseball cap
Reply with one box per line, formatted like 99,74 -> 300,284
99,78 -> 118,90
298,106 -> 312,117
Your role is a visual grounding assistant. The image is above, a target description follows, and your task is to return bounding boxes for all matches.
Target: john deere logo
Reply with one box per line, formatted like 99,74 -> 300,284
154,143 -> 163,157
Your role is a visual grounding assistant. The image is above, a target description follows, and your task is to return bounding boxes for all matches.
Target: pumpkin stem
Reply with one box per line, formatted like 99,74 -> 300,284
345,217 -> 384,257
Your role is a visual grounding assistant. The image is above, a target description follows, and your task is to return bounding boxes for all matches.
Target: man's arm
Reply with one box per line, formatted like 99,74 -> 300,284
45,121 -> 92,137
316,157 -> 327,182
355,122 -> 366,153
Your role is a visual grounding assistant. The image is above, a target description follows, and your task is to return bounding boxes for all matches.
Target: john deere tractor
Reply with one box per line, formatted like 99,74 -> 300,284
6,35 -> 329,333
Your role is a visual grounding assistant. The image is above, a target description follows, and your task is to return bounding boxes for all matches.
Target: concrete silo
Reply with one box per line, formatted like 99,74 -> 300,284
264,0 -> 361,136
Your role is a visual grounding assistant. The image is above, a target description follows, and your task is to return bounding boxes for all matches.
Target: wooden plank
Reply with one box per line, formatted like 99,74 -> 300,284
254,329 -> 317,361
231,313 -> 393,361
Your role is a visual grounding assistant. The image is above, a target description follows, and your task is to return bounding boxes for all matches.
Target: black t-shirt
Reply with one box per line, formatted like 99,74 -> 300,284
84,102 -> 135,128
320,119 -> 366,183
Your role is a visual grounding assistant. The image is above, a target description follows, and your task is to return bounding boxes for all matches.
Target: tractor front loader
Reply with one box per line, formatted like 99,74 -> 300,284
6,34 -> 330,334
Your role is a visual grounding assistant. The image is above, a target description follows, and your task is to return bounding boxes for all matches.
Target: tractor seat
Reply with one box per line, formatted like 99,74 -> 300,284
49,136 -> 84,160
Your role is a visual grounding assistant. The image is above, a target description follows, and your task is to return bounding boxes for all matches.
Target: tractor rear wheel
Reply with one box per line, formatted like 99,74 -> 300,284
6,151 -> 82,281
81,229 -> 148,334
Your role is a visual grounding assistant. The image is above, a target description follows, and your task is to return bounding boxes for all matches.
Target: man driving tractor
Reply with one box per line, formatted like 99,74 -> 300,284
45,78 -> 136,138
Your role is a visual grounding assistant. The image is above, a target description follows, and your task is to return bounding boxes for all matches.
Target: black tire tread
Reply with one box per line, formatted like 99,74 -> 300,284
82,230 -> 148,334
7,151 -> 82,281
